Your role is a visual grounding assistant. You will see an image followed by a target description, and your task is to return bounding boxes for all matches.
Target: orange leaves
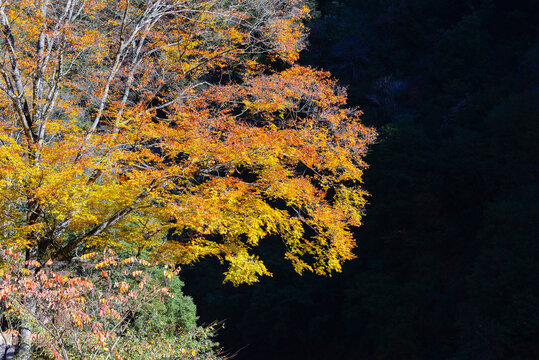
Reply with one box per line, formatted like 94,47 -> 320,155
81,252 -> 98,260
1,247 -> 177,359
164,270 -> 174,280
138,276 -> 147,290
24,259 -> 41,268
261,1 -> 310,62
53,272 -> 68,284
72,311 -> 91,328
121,257 -> 136,265
149,63 -> 376,283
138,259 -> 151,267
0,0 -> 375,286
95,257 -> 117,269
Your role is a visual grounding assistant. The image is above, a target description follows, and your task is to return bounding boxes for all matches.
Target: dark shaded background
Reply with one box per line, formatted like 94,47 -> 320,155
183,1 -> 539,359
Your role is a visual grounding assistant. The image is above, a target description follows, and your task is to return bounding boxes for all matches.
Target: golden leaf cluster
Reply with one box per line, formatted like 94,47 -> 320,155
0,0 -> 375,285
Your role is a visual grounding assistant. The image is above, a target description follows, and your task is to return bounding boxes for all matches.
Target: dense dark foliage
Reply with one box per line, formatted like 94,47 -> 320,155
183,0 -> 539,359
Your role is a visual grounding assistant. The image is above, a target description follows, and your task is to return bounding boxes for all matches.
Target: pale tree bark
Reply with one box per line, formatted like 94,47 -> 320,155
0,0 -> 309,264
13,296 -> 35,360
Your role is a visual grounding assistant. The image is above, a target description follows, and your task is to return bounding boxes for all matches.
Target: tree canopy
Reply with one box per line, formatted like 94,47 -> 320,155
0,0 -> 375,285
181,1 -> 538,359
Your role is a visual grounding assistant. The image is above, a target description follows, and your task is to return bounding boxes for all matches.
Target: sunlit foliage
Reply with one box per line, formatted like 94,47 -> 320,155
0,0 -> 375,286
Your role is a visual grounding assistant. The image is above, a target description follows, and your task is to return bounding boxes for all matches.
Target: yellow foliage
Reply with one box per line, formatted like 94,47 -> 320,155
0,0 -> 375,285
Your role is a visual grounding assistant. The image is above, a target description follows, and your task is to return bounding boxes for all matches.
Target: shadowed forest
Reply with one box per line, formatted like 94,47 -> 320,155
182,1 -> 539,359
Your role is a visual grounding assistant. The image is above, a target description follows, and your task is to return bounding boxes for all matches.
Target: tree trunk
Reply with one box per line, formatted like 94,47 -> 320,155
13,297 -> 35,360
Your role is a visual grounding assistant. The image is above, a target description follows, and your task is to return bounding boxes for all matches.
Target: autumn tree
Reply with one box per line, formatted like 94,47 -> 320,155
0,247 -> 218,359
0,0 -> 375,283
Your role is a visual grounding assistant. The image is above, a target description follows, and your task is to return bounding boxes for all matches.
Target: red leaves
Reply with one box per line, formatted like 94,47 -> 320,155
0,247 -> 176,359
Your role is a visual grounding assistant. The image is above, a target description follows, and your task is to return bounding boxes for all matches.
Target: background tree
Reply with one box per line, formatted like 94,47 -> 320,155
0,247 -> 218,360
